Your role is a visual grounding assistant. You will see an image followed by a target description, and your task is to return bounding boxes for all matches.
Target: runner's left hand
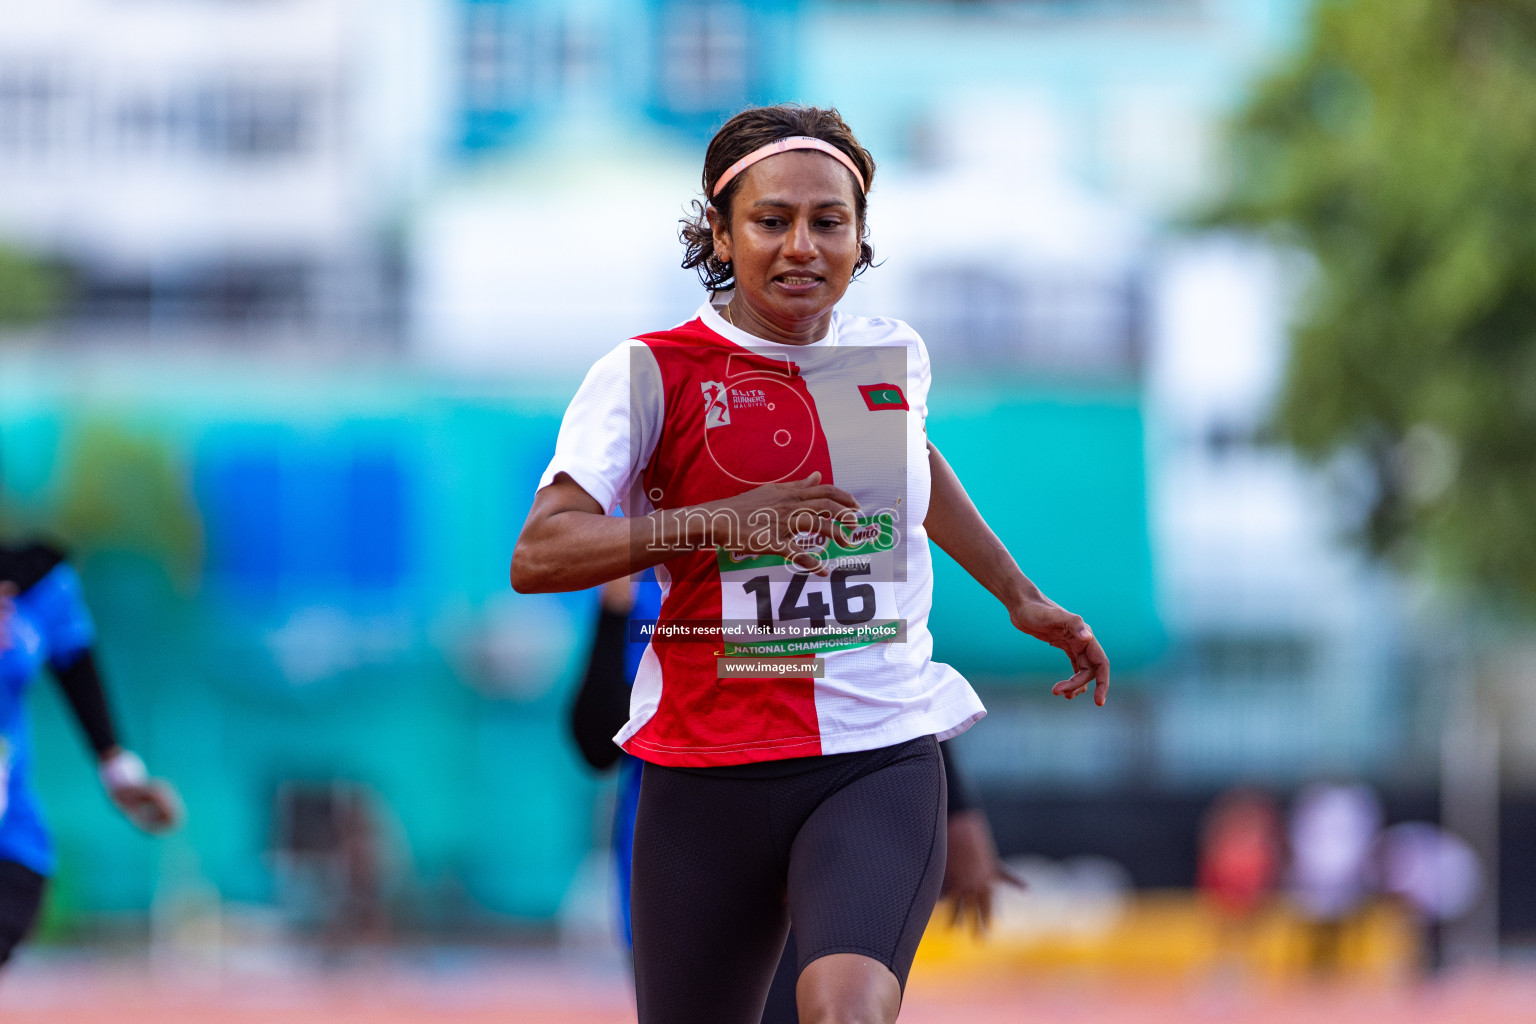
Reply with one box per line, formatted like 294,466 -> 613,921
1007,596 -> 1111,706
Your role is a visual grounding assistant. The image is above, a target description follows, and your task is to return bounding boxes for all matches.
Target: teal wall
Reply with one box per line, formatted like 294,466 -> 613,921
927,380 -> 1161,682
2,368 -> 599,927
0,362 -> 1158,925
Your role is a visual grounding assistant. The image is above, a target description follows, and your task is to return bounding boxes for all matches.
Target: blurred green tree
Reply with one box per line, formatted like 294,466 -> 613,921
0,243 -> 62,325
1212,0 -> 1536,603
55,422 -> 204,589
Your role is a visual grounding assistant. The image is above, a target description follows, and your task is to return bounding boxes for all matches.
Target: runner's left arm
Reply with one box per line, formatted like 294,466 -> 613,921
923,442 -> 1110,706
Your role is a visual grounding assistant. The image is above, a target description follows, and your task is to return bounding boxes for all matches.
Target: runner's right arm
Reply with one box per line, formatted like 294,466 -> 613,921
513,342 -> 860,594
511,472 -> 859,593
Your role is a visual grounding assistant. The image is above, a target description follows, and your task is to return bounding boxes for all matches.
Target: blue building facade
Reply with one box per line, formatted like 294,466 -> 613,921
456,0 -> 803,153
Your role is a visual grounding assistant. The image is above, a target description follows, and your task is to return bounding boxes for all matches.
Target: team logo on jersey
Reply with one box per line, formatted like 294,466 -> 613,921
858,383 -> 909,411
701,380 -> 731,428
732,387 -> 769,410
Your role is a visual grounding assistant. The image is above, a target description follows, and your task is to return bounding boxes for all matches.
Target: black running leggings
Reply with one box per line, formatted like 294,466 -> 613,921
630,735 -> 946,1024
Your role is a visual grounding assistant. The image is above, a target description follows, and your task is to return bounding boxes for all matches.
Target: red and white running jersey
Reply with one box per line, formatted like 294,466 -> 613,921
538,298 -> 985,767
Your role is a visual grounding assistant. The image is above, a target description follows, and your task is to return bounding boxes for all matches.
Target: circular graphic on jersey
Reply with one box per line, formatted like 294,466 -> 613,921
703,373 -> 818,486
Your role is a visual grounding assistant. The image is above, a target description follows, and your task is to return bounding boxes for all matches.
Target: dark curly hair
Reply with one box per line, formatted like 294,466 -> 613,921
680,105 -> 877,292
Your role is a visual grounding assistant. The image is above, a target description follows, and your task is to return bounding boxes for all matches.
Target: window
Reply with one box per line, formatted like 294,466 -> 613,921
342,452 -> 408,593
825,0 -> 1198,13
459,0 -> 534,152
101,78 -> 320,161
189,82 -> 316,158
74,261 -> 313,327
114,92 -> 168,156
0,61 -> 70,158
652,1 -> 750,120
201,439 -> 412,603
463,3 -> 529,109
202,447 -> 285,595
915,266 -> 1142,375
1190,634 -> 1315,688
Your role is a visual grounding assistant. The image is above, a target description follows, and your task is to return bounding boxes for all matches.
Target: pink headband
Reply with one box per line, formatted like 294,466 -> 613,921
711,136 -> 867,198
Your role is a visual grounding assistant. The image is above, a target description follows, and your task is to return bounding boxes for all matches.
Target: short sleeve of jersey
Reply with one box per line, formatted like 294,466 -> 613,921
19,564 -> 97,669
538,341 -> 665,514
911,328 -> 933,427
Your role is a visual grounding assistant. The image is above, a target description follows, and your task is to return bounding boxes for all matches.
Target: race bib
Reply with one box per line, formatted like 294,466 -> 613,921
717,513 -> 903,656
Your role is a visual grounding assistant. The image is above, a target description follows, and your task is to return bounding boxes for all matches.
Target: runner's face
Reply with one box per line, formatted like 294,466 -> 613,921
712,151 -> 862,337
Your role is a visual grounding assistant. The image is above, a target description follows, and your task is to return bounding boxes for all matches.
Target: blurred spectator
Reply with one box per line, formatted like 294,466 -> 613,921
1288,782 -> 1384,974
273,781 -> 389,950
1198,788 -> 1283,921
568,573 -> 654,950
1377,821 -> 1482,973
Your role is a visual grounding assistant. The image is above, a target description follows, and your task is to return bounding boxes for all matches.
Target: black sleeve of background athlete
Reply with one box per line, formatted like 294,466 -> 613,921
6,541 -> 121,758
939,740 -> 975,816
569,608 -> 632,772
49,650 -> 120,757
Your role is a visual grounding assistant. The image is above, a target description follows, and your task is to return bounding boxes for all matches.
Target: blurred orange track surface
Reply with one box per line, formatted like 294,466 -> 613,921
3,958 -> 1536,1023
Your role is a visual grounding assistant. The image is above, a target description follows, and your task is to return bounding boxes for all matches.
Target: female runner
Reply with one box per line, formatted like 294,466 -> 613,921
513,104 -> 1109,1023
568,572 -> 1021,1024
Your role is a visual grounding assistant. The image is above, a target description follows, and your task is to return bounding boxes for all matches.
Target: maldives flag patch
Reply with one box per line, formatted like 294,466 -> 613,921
858,383 -> 909,411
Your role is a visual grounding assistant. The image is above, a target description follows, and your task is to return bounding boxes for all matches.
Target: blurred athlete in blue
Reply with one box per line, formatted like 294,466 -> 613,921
569,572 -> 660,948
569,573 -> 1018,1021
0,541 -> 181,966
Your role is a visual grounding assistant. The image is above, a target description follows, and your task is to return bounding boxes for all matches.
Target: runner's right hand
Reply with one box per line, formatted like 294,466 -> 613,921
702,472 -> 860,574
